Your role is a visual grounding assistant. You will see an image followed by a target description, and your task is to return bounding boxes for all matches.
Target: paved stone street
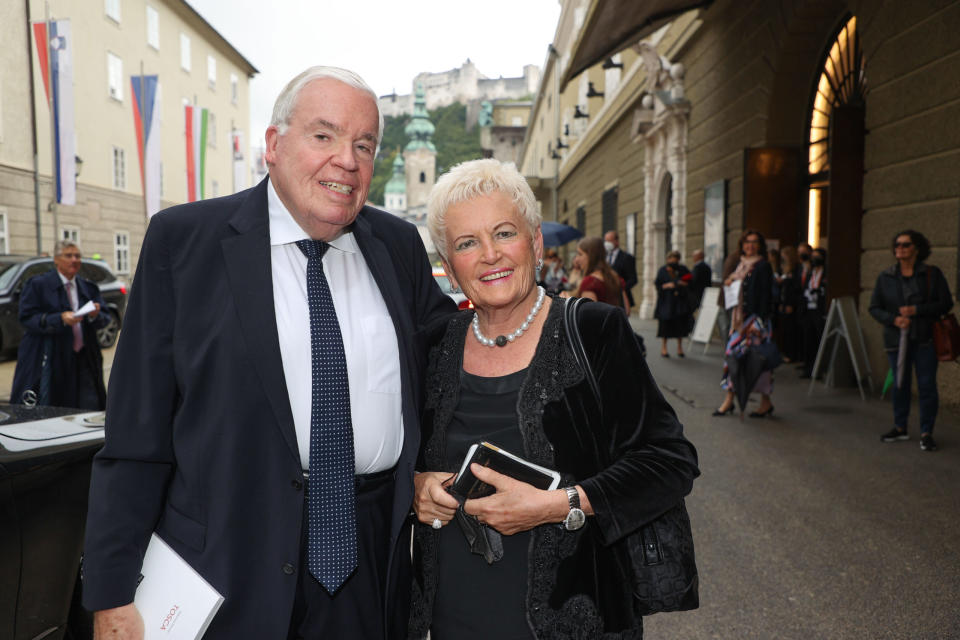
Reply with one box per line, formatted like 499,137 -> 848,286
633,319 -> 960,640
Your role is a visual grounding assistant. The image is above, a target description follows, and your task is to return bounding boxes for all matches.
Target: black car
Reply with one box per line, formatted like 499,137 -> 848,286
0,403 -> 103,640
0,256 -> 128,353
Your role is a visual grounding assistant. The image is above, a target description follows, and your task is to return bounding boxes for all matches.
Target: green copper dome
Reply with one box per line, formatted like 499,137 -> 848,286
404,83 -> 436,152
384,153 -> 406,194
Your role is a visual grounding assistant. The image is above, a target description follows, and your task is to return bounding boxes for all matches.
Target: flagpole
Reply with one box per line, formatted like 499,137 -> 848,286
140,61 -> 148,219
25,0 -> 43,253
45,2 -> 59,252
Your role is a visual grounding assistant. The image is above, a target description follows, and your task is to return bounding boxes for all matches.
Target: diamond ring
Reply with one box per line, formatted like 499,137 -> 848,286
432,518 -> 442,529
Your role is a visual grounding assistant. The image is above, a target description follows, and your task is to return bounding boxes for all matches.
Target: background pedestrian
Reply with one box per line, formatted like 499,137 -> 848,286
869,230 -> 954,451
654,250 -> 693,357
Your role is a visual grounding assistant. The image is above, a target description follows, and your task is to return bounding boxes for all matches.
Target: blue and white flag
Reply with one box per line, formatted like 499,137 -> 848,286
33,19 -> 76,205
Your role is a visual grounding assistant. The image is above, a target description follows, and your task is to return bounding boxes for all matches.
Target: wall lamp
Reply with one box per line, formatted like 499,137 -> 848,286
586,82 -> 604,98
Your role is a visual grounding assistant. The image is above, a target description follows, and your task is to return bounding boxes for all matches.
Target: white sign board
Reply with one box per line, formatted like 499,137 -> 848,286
691,286 -> 722,352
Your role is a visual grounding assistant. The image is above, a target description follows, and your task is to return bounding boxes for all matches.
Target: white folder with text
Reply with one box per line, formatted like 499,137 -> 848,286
134,533 -> 224,640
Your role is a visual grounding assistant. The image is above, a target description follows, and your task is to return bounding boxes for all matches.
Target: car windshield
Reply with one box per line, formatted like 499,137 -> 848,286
433,275 -> 455,295
0,261 -> 22,290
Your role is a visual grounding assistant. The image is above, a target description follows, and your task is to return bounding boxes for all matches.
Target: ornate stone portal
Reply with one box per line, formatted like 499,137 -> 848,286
630,43 -> 690,319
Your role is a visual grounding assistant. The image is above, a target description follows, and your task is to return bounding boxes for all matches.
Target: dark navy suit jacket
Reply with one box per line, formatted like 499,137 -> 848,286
82,179 -> 454,638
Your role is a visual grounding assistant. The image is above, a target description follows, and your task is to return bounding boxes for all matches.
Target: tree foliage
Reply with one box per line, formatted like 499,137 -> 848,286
368,103 -> 482,207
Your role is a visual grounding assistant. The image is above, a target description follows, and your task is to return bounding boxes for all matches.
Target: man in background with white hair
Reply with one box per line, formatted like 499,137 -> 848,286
83,66 -> 454,639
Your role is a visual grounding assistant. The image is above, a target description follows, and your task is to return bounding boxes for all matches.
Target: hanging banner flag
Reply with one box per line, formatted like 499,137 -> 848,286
231,129 -> 245,193
33,19 -> 77,205
184,104 -> 208,201
131,75 -> 161,217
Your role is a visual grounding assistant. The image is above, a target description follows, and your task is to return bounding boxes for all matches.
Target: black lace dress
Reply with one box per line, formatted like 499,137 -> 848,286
430,367 -> 533,640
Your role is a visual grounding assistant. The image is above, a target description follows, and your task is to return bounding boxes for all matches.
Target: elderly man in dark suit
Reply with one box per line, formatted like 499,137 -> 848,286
603,230 -> 637,310
83,67 -> 454,640
10,240 -> 109,409
689,249 -> 713,310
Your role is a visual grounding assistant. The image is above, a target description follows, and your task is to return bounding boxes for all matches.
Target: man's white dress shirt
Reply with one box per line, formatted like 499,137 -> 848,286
268,179 -> 403,474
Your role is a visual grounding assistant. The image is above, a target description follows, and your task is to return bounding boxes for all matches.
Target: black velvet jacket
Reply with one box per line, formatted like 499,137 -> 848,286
409,299 -> 700,639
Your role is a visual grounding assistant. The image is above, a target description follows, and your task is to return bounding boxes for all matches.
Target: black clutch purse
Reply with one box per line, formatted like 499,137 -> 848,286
563,297 -> 699,615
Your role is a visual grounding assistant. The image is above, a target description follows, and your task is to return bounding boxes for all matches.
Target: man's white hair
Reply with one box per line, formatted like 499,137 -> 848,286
427,159 -> 541,260
270,66 -> 384,150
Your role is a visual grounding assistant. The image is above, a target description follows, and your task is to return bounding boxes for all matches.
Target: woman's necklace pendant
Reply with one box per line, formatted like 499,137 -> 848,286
495,335 -> 508,347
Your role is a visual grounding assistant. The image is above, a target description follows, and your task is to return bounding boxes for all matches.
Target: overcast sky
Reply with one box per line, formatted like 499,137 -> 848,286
188,0 -> 562,149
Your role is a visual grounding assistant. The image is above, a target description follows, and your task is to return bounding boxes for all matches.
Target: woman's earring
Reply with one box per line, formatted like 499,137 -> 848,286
537,259 -> 544,270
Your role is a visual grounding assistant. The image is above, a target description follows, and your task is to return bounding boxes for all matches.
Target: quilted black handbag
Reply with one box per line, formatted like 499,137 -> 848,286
563,297 -> 699,616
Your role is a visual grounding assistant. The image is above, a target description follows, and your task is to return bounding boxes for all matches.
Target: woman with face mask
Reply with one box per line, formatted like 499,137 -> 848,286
799,248 -> 828,379
654,250 -> 693,357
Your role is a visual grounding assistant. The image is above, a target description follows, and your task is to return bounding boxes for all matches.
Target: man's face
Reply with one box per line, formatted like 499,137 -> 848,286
603,231 -> 618,248
265,78 -> 379,240
54,246 -> 82,279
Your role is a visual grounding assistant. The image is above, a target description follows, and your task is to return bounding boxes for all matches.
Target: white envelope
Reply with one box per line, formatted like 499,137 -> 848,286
135,534 -> 224,640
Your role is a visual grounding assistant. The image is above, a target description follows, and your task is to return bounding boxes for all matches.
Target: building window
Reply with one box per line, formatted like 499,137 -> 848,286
114,232 -> 130,273
207,55 -> 217,89
0,208 -> 8,254
601,186 -> 618,236
107,52 -> 123,101
419,171 -> 426,183
230,73 -> 238,104
575,205 -> 586,232
61,226 -> 80,244
180,33 -> 191,72
112,146 -> 125,190
105,0 -> 121,23
806,14 -> 864,247
146,6 -> 159,49
207,112 -> 217,147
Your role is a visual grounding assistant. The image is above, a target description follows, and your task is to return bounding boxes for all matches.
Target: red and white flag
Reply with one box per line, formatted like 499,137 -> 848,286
33,20 -> 76,205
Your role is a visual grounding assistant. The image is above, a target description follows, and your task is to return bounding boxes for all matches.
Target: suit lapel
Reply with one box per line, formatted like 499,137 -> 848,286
221,181 -> 299,465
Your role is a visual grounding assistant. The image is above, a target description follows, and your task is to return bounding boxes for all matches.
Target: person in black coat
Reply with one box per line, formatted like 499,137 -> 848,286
799,248 -> 828,378
689,249 -> 712,310
869,230 -> 953,451
604,230 -> 638,309
654,250 -> 693,357
10,241 -> 110,409
714,229 -> 776,417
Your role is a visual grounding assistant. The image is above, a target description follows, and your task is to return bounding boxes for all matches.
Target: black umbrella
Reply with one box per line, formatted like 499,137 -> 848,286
540,221 -> 584,247
724,341 -> 781,417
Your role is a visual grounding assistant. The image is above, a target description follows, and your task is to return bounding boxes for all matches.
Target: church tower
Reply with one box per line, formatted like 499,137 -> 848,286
384,153 -> 407,212
403,83 -> 436,217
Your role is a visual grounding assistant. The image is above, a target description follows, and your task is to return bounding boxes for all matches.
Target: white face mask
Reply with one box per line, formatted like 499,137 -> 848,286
603,241 -> 615,253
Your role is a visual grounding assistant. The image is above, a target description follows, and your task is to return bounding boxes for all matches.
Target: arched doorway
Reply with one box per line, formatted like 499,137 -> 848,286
806,14 -> 866,299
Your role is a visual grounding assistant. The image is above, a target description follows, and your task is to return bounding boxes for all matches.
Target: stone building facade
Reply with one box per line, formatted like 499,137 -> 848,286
520,0 -> 960,407
379,59 -> 540,119
0,0 -> 255,275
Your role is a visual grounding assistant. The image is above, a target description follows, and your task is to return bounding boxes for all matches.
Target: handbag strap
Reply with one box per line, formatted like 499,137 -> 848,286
563,296 -> 601,406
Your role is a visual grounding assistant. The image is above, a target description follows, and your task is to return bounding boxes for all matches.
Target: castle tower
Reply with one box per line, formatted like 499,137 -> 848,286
403,83 -> 437,215
384,153 -> 407,212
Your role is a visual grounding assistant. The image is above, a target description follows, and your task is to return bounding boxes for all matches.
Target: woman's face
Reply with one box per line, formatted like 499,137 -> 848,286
742,234 -> 761,257
442,191 -> 543,312
666,256 -> 679,265
574,248 -> 587,271
893,234 -> 917,262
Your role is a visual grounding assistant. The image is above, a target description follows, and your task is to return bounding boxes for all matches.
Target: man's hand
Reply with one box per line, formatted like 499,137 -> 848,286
412,471 -> 458,528
61,310 -> 82,326
88,302 -> 101,319
463,464 -> 569,536
94,603 -> 144,640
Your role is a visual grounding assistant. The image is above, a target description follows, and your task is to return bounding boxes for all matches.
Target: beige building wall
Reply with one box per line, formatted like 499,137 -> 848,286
0,0 -> 254,277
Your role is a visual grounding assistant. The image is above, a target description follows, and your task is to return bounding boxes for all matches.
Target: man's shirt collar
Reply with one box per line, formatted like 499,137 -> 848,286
267,177 -> 357,254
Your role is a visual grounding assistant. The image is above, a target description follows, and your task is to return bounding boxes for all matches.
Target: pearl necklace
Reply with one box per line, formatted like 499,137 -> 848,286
472,286 -> 546,348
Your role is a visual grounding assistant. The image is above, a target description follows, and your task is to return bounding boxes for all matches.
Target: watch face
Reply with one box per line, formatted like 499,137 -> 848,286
564,508 -> 586,531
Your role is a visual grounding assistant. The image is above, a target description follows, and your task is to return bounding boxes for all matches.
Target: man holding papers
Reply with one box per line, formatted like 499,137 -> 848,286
11,240 -> 109,410
82,67 -> 453,639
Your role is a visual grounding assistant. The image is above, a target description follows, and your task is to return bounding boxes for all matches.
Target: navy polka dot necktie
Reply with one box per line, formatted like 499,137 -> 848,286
296,239 -> 357,593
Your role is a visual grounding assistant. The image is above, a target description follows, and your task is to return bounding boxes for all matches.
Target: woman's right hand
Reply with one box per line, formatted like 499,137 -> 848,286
724,277 -> 734,286
413,471 -> 459,527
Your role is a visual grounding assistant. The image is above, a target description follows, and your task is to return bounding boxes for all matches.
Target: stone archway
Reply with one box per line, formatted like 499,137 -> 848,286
632,43 -> 689,319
